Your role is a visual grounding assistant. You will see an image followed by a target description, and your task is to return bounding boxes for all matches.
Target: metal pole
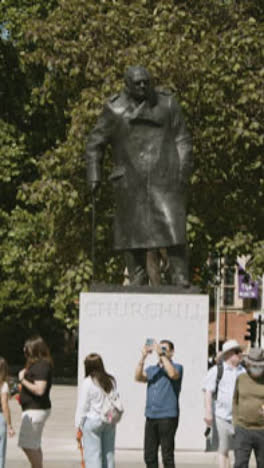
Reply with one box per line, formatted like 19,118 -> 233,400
258,315 -> 262,348
224,307 -> 228,341
91,192 -> 96,282
262,274 -> 264,312
215,257 -> 221,354
259,274 -> 264,349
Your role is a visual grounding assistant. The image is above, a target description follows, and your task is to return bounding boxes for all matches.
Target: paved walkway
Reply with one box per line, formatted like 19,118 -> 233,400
6,385 -> 256,467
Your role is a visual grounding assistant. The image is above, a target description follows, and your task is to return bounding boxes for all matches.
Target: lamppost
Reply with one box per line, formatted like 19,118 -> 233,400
215,256 -> 222,354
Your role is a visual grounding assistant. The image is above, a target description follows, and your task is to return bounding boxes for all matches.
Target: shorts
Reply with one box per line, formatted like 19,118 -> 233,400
215,416 -> 235,454
18,409 -> 51,450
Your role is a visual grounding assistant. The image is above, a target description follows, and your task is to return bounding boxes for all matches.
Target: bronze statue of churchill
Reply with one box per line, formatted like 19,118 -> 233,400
85,66 -> 193,286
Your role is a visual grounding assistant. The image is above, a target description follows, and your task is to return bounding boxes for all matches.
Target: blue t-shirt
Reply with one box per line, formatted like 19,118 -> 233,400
145,362 -> 183,419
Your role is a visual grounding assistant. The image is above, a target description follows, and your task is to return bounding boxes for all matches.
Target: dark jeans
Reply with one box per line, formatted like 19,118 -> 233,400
144,417 -> 179,468
234,425 -> 264,468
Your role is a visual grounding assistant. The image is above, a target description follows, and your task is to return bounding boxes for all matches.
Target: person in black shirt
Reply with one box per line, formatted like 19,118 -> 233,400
18,336 -> 53,468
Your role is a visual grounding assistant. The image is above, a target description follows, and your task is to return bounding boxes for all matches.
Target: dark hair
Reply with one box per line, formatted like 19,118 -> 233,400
160,340 -> 174,351
84,353 -> 115,393
24,336 -> 53,369
0,357 -> 8,384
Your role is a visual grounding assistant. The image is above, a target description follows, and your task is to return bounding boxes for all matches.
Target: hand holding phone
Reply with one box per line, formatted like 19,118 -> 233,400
145,338 -> 154,352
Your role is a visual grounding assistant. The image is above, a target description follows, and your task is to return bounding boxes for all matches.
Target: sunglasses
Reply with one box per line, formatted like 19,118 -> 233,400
234,349 -> 242,355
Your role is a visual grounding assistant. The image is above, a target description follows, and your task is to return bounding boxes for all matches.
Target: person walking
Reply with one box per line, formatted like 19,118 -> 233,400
18,336 -> 53,468
75,353 -> 119,468
233,348 -> 264,468
0,357 -> 15,468
135,339 -> 183,468
203,339 -> 245,468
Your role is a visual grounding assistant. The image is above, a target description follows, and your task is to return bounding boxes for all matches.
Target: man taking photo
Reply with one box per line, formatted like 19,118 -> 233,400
135,339 -> 183,468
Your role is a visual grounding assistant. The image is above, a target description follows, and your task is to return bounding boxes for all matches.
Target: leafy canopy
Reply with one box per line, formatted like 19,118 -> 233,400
0,0 -> 264,332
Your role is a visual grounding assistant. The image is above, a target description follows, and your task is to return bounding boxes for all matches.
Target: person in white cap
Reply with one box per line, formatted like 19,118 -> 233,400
203,339 -> 245,468
233,348 -> 264,468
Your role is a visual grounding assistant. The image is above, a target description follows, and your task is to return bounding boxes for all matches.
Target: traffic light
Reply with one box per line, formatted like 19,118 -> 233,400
244,320 -> 257,347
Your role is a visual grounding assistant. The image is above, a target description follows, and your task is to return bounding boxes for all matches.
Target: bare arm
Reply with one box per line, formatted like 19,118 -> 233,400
160,355 -> 180,380
19,368 -> 47,396
204,390 -> 213,426
154,343 -> 180,380
1,391 -> 14,436
135,347 -> 149,383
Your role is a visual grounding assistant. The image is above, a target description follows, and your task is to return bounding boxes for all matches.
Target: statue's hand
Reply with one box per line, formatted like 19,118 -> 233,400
89,181 -> 100,194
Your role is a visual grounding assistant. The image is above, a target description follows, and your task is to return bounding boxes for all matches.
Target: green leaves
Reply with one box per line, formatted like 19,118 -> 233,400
1,0 -> 264,324
0,121 -> 26,183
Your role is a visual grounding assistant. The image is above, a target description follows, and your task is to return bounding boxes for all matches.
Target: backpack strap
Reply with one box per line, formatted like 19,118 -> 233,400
213,360 -> 224,400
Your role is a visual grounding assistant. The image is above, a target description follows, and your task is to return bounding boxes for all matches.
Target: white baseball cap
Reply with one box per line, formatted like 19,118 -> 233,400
219,339 -> 242,358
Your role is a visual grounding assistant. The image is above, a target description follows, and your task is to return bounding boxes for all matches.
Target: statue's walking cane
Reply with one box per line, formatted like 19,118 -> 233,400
91,191 -> 96,282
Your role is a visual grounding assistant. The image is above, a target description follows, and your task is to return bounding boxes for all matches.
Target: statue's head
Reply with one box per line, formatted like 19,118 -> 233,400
124,66 -> 153,103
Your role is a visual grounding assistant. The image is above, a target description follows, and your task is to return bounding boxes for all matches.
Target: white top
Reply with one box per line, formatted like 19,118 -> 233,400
75,376 -> 106,428
203,362 -> 245,422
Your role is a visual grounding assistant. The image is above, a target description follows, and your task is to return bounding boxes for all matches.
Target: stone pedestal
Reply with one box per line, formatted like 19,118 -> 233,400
78,290 -> 209,450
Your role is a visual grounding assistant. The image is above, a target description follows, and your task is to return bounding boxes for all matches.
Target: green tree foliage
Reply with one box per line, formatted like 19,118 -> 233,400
1,0 -> 264,336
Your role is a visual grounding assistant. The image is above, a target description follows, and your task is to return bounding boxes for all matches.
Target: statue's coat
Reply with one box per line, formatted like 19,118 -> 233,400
85,89 -> 193,250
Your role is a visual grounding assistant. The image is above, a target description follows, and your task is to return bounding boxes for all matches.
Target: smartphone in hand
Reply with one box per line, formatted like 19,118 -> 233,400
145,338 -> 154,352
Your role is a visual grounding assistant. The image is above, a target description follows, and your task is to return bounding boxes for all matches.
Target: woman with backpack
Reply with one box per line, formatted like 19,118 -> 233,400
75,353 -> 122,468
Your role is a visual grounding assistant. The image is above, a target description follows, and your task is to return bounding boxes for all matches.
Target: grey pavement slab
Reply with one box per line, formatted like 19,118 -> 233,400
5,385 -> 256,467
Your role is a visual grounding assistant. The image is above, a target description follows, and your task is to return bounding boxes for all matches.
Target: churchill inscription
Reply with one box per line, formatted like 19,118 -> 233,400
82,295 -> 204,321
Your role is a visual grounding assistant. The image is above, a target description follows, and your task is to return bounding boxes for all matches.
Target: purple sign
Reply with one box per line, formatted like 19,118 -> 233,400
238,265 -> 259,299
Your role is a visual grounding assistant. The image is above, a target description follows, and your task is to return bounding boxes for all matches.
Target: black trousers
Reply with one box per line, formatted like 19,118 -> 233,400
144,417 -> 179,468
234,425 -> 264,468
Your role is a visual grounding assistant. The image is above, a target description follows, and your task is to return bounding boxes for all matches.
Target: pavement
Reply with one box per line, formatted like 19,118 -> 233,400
6,385 -> 256,467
